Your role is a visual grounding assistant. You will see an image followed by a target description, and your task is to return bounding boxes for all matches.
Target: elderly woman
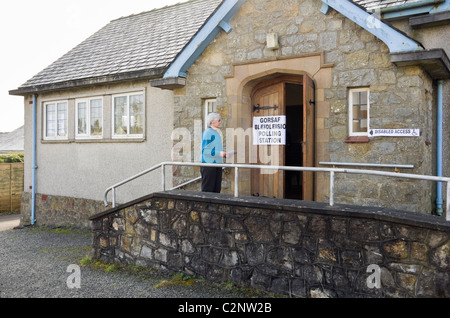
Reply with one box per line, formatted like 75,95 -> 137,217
200,112 -> 227,193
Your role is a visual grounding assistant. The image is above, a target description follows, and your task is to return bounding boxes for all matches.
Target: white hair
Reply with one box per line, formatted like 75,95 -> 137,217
206,112 -> 221,126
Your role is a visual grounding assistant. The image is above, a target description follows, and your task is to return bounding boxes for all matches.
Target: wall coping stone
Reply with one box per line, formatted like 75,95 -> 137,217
90,190 -> 450,232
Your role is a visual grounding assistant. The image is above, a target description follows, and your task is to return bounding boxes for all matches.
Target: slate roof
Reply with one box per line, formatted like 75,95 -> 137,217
11,0 -> 223,95
0,126 -> 24,152
353,0 -> 424,11
10,0 -> 433,95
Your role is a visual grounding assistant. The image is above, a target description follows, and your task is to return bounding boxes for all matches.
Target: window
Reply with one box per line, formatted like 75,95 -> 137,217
76,98 -> 103,138
349,88 -> 370,136
204,98 -> 217,129
113,92 -> 145,138
44,101 -> 68,140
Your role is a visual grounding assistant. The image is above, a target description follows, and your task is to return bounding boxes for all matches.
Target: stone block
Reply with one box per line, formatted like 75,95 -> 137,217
202,247 -> 222,263
383,240 -> 408,259
349,219 -> 380,242
181,239 -> 195,254
246,243 -> 265,266
431,240 -> 450,269
397,272 -> 417,293
250,270 -> 271,291
270,277 -> 290,295
154,248 -> 168,263
208,231 -> 233,248
99,236 -> 109,248
140,245 -> 153,260
340,250 -> 362,268
244,216 -> 274,242
282,221 -> 301,244
141,209 -> 158,225
411,242 -> 428,262
221,250 -> 239,267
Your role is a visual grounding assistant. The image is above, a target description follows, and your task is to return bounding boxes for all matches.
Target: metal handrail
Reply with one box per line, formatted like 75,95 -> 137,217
103,161 -> 450,221
319,161 -> 414,169
171,176 -> 202,190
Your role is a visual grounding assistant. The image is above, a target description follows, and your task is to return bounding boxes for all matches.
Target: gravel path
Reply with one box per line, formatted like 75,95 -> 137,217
0,226 -> 264,299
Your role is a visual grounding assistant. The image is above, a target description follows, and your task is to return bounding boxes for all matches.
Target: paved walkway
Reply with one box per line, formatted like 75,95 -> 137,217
0,214 -> 20,232
0,224 -> 273,301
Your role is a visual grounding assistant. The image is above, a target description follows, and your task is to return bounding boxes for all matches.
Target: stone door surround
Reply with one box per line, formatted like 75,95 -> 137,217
224,53 -> 333,200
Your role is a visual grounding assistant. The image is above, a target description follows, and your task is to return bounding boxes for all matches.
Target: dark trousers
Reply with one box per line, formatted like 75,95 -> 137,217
201,167 -> 222,193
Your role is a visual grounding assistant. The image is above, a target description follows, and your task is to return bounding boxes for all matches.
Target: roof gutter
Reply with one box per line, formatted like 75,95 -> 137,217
377,0 -> 444,20
9,67 -> 167,96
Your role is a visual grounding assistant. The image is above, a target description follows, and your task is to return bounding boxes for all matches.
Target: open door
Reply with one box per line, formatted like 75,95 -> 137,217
251,75 -> 315,200
251,81 -> 285,198
302,74 -> 315,201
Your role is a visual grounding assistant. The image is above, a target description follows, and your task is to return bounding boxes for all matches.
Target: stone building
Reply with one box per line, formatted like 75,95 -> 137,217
9,0 -> 450,227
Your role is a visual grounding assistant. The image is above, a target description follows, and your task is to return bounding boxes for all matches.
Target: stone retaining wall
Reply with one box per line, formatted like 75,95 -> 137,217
20,192 -> 105,228
90,190 -> 450,298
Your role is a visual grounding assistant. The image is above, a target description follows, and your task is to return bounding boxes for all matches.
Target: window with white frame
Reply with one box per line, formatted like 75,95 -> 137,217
76,97 -> 103,138
44,101 -> 68,140
349,88 -> 370,136
204,98 -> 217,130
113,92 -> 145,138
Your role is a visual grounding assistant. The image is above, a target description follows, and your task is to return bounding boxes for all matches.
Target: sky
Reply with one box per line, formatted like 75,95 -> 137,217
0,0 -> 185,132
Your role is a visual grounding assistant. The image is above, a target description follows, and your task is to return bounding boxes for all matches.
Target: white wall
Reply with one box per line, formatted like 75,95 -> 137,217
23,79 -> 174,204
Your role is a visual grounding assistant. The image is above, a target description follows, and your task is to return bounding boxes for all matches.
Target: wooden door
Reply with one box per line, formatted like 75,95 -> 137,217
251,82 -> 285,198
250,75 -> 315,200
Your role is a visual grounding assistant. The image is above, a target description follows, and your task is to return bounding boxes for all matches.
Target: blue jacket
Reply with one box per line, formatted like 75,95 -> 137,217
201,127 -> 223,164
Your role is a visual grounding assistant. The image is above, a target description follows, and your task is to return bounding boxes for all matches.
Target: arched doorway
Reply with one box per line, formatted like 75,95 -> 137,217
250,75 -> 315,200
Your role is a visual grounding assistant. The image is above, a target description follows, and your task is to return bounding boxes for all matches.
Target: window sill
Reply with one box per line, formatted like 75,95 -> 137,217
41,138 -> 146,144
345,136 -> 370,143
41,139 -> 70,143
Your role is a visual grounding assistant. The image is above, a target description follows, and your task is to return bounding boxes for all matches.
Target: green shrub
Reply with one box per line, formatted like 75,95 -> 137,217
0,154 -> 24,163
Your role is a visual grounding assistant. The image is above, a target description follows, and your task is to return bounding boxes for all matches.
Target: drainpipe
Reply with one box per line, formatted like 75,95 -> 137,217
436,80 -> 445,216
31,94 -> 37,225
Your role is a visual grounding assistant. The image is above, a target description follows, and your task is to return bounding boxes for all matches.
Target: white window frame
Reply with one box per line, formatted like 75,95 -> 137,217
43,100 -> 69,140
75,97 -> 103,139
348,88 -> 370,137
204,98 -> 217,130
112,92 -> 145,139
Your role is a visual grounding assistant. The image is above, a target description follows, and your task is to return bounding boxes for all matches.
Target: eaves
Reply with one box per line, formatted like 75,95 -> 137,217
9,67 -> 167,96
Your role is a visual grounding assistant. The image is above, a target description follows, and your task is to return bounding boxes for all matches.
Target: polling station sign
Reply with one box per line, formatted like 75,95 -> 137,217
253,116 -> 286,145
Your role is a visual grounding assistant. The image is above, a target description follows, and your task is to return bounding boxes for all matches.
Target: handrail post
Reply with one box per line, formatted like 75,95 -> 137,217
234,167 -> 239,198
162,164 -> 166,191
329,171 -> 335,206
112,188 -> 116,208
447,181 -> 450,221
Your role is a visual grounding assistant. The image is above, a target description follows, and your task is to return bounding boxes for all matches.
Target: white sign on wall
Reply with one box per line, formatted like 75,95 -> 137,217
369,129 -> 420,137
253,116 -> 286,145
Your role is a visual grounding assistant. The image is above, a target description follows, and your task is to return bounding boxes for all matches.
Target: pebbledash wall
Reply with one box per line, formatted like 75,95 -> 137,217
18,79 -> 174,227
90,190 -> 450,298
171,0 -> 439,214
